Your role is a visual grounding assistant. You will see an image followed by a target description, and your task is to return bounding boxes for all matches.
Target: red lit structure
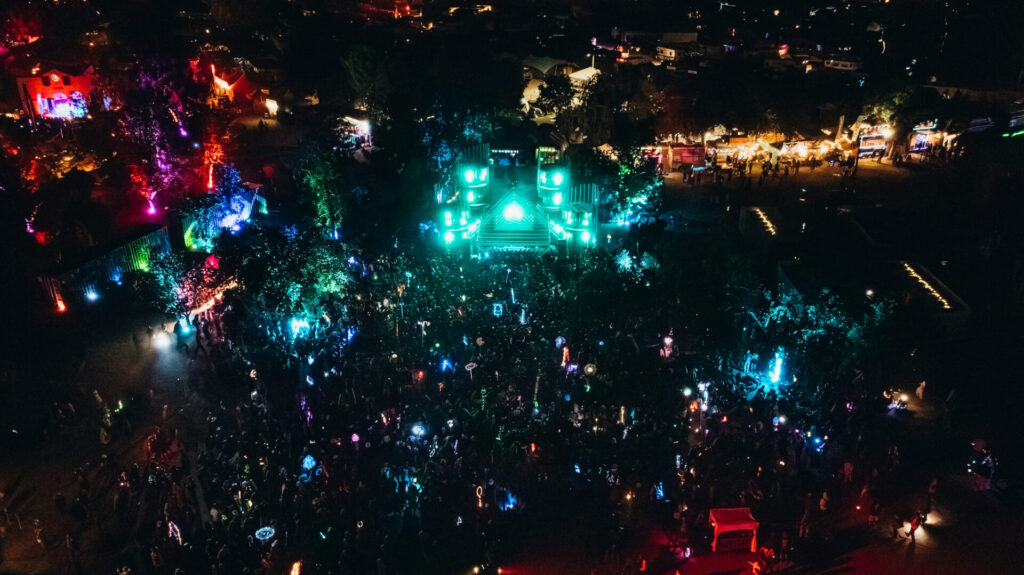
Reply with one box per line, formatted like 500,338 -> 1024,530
16,66 -> 95,120
709,507 -> 759,552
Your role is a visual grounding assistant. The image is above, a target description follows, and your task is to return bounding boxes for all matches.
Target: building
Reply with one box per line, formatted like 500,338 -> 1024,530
568,66 -> 600,89
438,145 -> 599,254
16,66 -> 95,120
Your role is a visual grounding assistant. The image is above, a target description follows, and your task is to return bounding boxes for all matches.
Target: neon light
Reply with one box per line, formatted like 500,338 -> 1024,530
86,289 -> 98,301
291,562 -> 302,575
552,172 -> 564,186
207,165 -> 215,190
255,527 -> 275,542
768,352 -> 783,384
444,231 -> 455,244
581,231 -> 591,243
412,424 -> 426,436
302,455 -> 317,471
498,492 -> 518,511
552,191 -> 562,205
467,191 -> 475,202
464,169 -> 475,183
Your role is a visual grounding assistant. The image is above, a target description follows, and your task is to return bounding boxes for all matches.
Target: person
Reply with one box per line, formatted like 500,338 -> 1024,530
891,514 -> 903,540
33,519 -> 45,551
905,510 -> 922,543
916,380 -> 927,400
868,502 -> 880,527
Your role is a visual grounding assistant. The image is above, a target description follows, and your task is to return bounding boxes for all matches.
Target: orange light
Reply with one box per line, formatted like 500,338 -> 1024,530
50,73 -> 61,83
207,165 -> 215,189
290,561 -> 301,575
56,296 -> 66,312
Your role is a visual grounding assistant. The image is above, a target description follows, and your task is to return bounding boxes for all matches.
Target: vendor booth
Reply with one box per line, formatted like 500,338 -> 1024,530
709,507 -> 759,552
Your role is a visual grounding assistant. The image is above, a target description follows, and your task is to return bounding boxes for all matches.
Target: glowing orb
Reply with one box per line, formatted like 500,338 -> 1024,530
154,332 -> 170,349
255,527 -> 275,542
552,192 -> 563,206
464,169 -> 475,183
552,172 -> 564,186
502,202 -> 524,222
411,424 -> 426,436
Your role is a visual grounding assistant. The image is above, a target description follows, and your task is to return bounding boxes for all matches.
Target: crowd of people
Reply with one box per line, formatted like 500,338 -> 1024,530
6,226 -> 966,575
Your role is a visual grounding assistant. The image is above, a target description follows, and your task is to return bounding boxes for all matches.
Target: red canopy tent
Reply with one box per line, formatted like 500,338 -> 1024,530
709,507 -> 758,552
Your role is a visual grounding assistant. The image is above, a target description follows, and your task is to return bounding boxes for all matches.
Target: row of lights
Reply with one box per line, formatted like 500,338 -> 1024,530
903,262 -> 952,310
753,208 -> 777,236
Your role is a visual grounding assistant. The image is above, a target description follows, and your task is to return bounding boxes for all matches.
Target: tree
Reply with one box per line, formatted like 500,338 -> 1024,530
31,169 -> 109,252
134,250 -> 188,317
609,146 -> 663,223
724,269 -> 894,409
537,75 -> 574,115
216,225 -> 353,355
295,140 -> 348,232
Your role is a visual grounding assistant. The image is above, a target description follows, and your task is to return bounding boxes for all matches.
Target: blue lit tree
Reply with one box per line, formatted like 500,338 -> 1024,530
215,225 -> 353,356
724,266 -> 893,405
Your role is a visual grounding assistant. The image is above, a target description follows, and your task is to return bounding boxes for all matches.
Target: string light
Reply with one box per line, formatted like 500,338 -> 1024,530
903,262 -> 951,310
753,208 -> 777,236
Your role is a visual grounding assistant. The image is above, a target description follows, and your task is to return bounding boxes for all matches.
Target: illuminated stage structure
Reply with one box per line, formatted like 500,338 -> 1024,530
439,145 -> 598,254
16,67 -> 95,120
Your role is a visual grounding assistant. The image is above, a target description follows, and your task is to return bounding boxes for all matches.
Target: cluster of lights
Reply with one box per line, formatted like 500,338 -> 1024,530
538,169 -> 565,190
753,208 -> 777,236
903,263 -> 952,310
463,167 -> 488,186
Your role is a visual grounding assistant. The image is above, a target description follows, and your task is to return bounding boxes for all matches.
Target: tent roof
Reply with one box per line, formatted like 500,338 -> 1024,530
569,66 -> 600,83
709,507 -> 758,530
522,55 -> 570,76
